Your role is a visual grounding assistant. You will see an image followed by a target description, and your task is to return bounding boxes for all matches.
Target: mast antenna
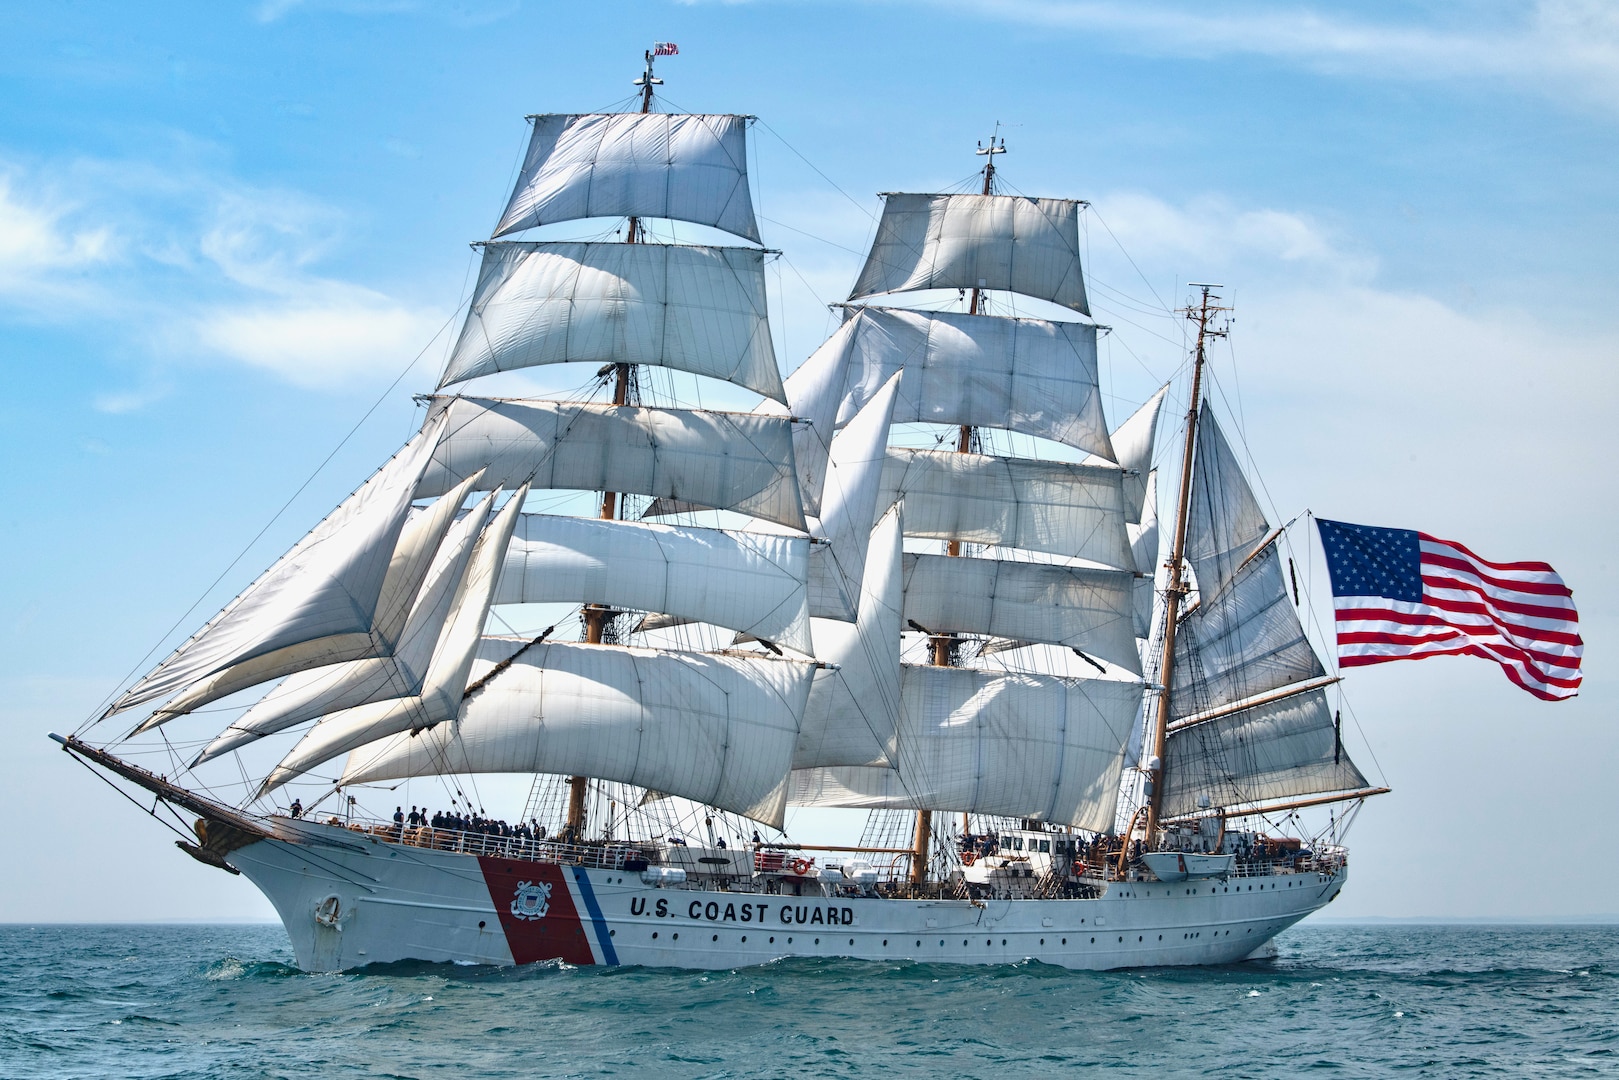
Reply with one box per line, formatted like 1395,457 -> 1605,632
1141,282 -> 1230,847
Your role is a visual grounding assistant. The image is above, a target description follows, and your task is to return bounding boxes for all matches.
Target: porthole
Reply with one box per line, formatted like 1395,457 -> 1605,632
1138,936 -> 1143,942
848,938 -> 854,946
652,932 -> 659,940
787,937 -> 793,944
1089,937 -> 1094,944
609,930 -> 616,937
1040,938 -> 1045,945
672,933 -> 679,940
814,938 -> 820,945
769,936 -> 775,943
1118,936 -> 1123,943
478,921 -> 486,929
741,936 -> 747,943
939,940 -> 945,947
1001,939 -> 1007,946
883,939 -> 889,946
712,934 -> 718,942
985,939 -> 991,947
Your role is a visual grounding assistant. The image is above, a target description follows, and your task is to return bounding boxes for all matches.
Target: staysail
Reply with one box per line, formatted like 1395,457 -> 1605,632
109,416 -> 448,726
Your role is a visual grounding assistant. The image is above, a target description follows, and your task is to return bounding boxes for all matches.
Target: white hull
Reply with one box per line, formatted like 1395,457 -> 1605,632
233,820 -> 1345,972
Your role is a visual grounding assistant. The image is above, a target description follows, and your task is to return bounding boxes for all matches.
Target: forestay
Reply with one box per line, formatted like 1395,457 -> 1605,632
418,396 -> 807,531
497,513 -> 811,655
848,193 -> 1089,314
781,307 -> 1113,506
793,507 -> 904,770
437,242 -> 783,401
493,113 -> 760,243
194,486 -> 495,764
1159,686 -> 1369,819
788,665 -> 1142,833
111,417 -> 447,725
262,489 -> 527,792
902,554 -> 1140,673
878,447 -> 1132,568
339,641 -> 816,826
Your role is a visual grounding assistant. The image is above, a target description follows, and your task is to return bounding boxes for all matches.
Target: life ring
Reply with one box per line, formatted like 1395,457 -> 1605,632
789,858 -> 812,876
961,851 -> 977,867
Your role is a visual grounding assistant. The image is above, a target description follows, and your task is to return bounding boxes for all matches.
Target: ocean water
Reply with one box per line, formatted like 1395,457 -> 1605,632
1,923 -> 1614,1078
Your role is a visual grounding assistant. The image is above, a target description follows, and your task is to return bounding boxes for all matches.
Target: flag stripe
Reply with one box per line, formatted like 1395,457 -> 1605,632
1317,518 -> 1581,701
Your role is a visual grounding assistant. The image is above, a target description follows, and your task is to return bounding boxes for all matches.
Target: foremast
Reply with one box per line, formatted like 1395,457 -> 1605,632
1142,284 -> 1227,843
570,46 -> 664,841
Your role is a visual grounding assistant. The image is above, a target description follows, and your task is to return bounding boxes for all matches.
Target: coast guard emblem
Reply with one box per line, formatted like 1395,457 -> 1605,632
510,880 -> 552,921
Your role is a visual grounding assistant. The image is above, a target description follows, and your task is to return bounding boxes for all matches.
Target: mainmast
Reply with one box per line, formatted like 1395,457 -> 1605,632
1142,283 -> 1228,843
912,130 -> 1006,887
569,47 -> 667,841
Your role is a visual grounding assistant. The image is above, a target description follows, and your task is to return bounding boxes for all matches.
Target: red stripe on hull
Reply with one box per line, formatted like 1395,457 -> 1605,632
478,857 -> 597,966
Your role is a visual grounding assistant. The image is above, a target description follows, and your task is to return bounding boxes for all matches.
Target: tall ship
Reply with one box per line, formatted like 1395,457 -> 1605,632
55,53 -> 1393,972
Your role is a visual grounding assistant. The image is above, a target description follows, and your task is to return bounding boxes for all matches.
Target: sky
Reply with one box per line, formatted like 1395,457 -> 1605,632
0,0 -> 1615,924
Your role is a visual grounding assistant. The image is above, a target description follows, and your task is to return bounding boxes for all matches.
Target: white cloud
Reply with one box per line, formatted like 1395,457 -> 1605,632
0,161 -> 450,400
1091,192 -> 1368,279
943,0 -> 1619,114
194,288 -> 446,388
0,175 -> 114,300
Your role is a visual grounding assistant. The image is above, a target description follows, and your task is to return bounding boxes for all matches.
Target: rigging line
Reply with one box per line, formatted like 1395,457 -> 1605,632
757,214 -> 873,262
81,296 -> 474,738
754,118 -> 877,224
1085,204 -> 1171,313
1089,304 -> 1188,351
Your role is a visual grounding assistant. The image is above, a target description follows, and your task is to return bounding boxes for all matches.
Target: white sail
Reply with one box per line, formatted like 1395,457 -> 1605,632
1160,686 -> 1369,819
879,447 -> 1132,568
338,641 -> 816,826
1113,386 -> 1167,525
493,113 -> 760,243
111,417 -> 446,724
1186,404 -> 1270,601
1172,546 -> 1324,720
194,487 -> 496,764
789,665 -> 1141,832
1129,469 -> 1159,638
807,373 -> 900,621
263,486 -> 528,791
901,554 -> 1140,674
793,506 -> 904,770
418,396 -> 807,531
497,513 -> 812,654
437,242 -> 783,402
782,308 -> 1114,506
848,193 -> 1089,314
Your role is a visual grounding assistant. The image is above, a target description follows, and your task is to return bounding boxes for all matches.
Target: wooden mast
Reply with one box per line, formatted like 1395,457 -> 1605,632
911,131 -> 1004,888
1141,284 -> 1228,845
568,49 -> 665,841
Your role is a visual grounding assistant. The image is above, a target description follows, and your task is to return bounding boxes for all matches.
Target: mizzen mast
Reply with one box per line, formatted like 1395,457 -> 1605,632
1142,283 -> 1228,842
912,130 -> 1006,887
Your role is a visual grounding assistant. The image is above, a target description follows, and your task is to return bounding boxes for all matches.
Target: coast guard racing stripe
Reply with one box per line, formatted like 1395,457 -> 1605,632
478,857 -> 598,965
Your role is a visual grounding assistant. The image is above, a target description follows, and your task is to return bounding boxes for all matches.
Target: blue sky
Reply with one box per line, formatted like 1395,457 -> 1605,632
2,0 -> 1614,922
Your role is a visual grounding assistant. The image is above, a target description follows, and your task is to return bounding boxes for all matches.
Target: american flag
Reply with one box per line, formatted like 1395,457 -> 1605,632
653,42 -> 679,56
1316,518 -> 1582,701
